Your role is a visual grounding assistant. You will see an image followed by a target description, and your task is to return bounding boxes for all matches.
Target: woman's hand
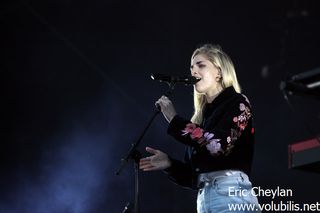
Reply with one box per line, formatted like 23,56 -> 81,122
139,147 -> 171,171
155,96 -> 177,123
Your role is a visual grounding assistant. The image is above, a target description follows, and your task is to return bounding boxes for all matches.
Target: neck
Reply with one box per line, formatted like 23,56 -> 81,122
205,86 -> 223,103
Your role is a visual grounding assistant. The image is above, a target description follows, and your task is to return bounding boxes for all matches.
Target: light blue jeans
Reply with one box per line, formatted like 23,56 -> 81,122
197,171 -> 261,213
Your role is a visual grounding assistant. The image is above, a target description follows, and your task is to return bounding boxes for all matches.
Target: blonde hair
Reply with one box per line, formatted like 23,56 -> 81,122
191,44 -> 241,124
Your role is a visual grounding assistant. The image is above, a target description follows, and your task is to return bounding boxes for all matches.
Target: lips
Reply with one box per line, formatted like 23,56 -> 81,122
195,77 -> 201,83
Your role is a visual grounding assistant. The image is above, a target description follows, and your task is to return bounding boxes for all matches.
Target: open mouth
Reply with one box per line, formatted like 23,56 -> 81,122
195,77 -> 201,82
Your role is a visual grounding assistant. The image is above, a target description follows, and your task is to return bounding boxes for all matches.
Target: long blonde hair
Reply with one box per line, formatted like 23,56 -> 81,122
191,44 -> 241,124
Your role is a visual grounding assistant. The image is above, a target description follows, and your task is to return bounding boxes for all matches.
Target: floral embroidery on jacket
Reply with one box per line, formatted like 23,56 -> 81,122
181,123 -> 204,139
181,102 -> 252,156
182,124 -> 222,155
233,103 -> 251,130
225,102 -> 252,155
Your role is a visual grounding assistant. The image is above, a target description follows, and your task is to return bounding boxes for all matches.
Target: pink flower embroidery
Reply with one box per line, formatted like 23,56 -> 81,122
185,123 -> 196,132
232,103 -> 251,132
181,123 -> 222,155
239,123 -> 246,130
226,102 -> 252,155
182,123 -> 197,135
190,127 -> 203,139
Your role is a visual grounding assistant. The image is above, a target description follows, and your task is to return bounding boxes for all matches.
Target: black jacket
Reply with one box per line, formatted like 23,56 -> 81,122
164,86 -> 255,190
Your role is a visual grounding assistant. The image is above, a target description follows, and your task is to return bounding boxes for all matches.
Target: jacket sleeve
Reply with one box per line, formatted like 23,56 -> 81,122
163,149 -> 196,190
167,99 -> 253,156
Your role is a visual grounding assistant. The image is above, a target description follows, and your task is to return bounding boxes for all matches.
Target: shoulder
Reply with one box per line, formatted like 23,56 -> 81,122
232,92 -> 252,107
227,93 -> 253,119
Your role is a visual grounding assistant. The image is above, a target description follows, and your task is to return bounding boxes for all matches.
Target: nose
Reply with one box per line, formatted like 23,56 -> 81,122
191,67 -> 198,76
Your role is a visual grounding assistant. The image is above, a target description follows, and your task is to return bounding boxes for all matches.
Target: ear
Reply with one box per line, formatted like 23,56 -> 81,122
216,71 -> 222,81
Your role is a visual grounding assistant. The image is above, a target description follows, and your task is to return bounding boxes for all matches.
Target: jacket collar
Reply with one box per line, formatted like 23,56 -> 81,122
206,86 -> 236,109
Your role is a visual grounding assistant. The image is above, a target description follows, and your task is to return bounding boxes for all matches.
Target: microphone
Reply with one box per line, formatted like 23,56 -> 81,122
151,73 -> 199,85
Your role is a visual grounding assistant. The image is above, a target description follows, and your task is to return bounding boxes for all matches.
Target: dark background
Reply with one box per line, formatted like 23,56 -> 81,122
1,0 -> 320,212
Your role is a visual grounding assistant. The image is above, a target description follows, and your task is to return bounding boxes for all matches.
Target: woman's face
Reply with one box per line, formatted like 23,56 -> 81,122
190,54 -> 221,97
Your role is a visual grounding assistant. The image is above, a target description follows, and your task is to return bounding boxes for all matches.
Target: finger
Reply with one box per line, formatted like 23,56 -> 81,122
157,97 -> 165,103
155,102 -> 162,110
140,157 -> 151,162
139,165 -> 150,170
145,147 -> 159,155
155,101 -> 164,110
156,99 -> 165,105
143,166 -> 159,171
140,164 -> 154,170
162,96 -> 171,102
142,164 -> 155,170
139,160 -> 151,166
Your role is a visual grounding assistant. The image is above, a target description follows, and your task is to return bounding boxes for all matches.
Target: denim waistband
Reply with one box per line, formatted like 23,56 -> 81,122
197,170 -> 248,188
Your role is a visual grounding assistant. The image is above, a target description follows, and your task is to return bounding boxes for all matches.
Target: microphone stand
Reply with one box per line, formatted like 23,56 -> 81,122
116,82 -> 175,213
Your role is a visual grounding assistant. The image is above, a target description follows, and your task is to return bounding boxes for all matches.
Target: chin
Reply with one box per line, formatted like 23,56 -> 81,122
194,86 -> 206,94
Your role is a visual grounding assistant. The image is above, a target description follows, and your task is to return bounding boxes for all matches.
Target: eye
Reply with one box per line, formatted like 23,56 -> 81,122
198,64 -> 205,68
